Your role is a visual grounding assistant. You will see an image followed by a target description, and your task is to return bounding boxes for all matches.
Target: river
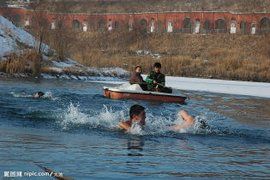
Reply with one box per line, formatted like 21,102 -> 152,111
0,78 -> 269,179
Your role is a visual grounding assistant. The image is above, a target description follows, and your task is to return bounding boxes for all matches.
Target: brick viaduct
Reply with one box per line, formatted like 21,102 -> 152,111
1,7 -> 270,34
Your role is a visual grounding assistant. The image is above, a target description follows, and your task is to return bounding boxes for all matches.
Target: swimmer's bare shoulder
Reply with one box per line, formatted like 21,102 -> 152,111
118,121 -> 131,131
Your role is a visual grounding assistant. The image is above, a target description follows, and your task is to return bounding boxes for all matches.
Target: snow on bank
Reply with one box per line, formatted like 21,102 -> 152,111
43,59 -> 129,78
0,16 -> 50,58
102,75 -> 270,98
165,76 -> 270,98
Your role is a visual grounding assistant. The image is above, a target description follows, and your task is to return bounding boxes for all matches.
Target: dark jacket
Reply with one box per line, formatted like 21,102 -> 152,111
145,71 -> 165,90
129,72 -> 145,84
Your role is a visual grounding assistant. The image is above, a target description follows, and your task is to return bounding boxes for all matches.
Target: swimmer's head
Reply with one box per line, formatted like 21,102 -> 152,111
33,91 -> 44,98
130,104 -> 146,126
37,92 -> 44,97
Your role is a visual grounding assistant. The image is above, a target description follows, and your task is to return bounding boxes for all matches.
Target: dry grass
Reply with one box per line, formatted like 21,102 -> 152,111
62,31 -> 270,82
0,50 -> 41,76
2,30 -> 269,82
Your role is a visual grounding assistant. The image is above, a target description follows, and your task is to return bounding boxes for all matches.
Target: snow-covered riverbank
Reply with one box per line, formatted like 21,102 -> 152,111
165,76 -> 270,98
95,75 -> 270,98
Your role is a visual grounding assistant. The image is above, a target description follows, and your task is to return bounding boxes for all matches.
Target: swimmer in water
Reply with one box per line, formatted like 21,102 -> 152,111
118,104 -> 195,132
33,91 -> 45,98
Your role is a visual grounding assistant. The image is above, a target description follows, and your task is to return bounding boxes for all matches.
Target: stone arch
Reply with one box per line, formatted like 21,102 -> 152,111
72,19 -> 81,30
98,19 -> 105,31
139,19 -> 148,32
240,21 -> 247,34
260,17 -> 270,33
182,17 -> 192,33
157,20 -> 164,33
114,21 -> 120,29
203,20 -> 211,33
87,18 -> 95,31
215,19 -> 227,33
57,20 -> 64,29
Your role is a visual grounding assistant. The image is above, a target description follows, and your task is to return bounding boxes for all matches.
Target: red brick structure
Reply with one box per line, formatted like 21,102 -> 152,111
1,7 -> 270,34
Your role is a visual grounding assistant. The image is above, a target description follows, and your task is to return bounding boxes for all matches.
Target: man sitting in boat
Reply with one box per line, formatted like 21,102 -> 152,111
118,104 -> 195,132
129,65 -> 148,91
145,62 -> 172,93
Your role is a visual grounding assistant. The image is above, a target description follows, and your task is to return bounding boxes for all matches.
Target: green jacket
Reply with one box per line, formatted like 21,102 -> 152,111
145,71 -> 165,90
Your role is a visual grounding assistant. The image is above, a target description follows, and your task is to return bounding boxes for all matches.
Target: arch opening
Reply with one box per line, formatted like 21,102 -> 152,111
203,20 -> 211,33
182,18 -> 192,33
72,19 -> 81,31
215,19 -> 227,33
260,17 -> 270,33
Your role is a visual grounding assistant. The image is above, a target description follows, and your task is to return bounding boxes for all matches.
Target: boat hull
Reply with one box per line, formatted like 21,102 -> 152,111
104,88 -> 187,104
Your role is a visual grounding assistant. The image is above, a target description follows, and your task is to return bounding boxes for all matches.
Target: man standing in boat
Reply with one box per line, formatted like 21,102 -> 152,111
129,65 -> 148,91
146,62 -> 172,93
119,104 -> 195,132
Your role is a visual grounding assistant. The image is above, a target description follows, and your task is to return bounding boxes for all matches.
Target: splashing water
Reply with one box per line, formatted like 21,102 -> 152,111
11,91 -> 32,98
59,103 -> 125,130
58,103 -> 211,136
11,91 -> 57,100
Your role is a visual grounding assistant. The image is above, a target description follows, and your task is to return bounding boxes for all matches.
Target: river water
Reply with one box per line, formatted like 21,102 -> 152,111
0,78 -> 269,179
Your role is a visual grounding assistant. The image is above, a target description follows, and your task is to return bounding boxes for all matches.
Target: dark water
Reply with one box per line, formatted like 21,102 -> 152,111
0,78 -> 269,179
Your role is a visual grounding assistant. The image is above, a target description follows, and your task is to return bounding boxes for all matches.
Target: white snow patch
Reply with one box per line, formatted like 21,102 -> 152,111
143,75 -> 269,98
52,59 -> 78,68
136,50 -> 161,59
0,16 -> 50,58
47,67 -> 63,73
100,75 -> 270,98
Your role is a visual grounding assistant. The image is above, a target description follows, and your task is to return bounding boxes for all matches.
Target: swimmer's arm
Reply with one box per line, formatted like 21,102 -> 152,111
169,123 -> 191,131
169,116 -> 195,132
118,122 -> 130,131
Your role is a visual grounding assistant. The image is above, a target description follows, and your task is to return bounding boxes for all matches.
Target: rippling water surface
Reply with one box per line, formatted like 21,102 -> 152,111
0,78 -> 269,179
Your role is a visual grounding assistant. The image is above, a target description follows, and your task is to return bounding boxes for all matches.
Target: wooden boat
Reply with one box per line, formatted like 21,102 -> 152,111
103,86 -> 187,104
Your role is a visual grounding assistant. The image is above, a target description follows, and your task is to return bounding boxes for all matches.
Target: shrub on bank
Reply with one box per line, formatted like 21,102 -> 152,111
0,50 -> 41,76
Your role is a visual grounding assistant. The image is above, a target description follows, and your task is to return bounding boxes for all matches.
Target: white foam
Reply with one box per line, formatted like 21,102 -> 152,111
58,103 -> 208,135
59,103 -> 124,130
